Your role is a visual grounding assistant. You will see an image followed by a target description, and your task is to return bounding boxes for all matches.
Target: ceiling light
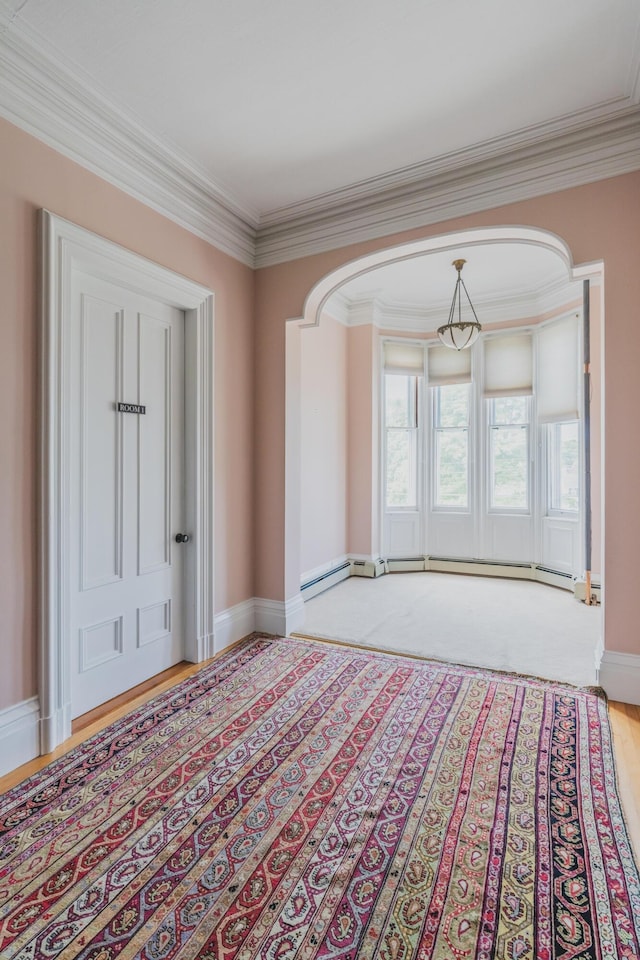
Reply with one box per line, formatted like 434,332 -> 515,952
437,259 -> 481,350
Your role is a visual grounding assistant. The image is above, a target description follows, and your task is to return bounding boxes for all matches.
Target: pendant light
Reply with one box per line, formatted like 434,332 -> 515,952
437,259 -> 481,350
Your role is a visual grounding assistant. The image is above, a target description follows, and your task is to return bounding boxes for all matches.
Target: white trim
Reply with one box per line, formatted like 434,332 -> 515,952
598,651 -> 640,705
0,697 -> 40,778
255,110 -> 640,266
0,25 -> 256,266
0,16 -> 639,269
301,555 -> 349,587
333,277 -> 583,333
302,228 -> 577,329
40,211 -> 215,753
255,594 -> 306,636
213,600 -> 256,653
301,557 -> 351,600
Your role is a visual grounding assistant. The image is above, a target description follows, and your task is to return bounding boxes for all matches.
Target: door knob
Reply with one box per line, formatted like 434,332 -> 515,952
175,533 -> 190,543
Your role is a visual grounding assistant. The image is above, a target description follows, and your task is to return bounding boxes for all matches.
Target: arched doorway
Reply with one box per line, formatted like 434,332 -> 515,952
286,226 -> 604,684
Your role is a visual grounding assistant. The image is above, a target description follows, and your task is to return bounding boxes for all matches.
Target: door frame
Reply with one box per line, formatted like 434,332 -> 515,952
40,211 -> 215,752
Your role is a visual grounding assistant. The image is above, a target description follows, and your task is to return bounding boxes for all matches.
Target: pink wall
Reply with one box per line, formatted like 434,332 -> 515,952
0,117 -> 254,711
254,171 -> 640,656
299,314 -> 348,576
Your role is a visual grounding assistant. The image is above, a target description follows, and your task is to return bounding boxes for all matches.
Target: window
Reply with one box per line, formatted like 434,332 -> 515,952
549,421 -> 580,513
384,374 -> 418,508
489,396 -> 530,511
434,384 -> 469,508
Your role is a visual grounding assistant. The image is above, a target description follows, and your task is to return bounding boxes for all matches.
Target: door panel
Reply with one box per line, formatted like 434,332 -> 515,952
70,270 -> 185,718
138,313 -> 172,574
80,296 -> 124,589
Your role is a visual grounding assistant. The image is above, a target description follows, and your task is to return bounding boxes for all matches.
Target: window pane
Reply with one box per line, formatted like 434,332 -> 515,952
491,425 -> 528,509
436,430 -> 468,507
386,429 -> 417,507
550,421 -> 579,512
385,374 -> 416,428
491,396 -> 528,425
436,383 -> 469,428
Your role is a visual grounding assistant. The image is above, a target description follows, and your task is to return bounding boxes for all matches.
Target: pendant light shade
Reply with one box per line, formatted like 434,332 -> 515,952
437,259 -> 481,350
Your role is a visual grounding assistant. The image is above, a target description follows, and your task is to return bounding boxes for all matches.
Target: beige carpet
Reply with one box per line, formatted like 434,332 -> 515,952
299,572 -> 601,688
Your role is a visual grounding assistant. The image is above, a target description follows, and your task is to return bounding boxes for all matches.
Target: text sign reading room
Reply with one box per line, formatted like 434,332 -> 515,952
117,402 -> 146,415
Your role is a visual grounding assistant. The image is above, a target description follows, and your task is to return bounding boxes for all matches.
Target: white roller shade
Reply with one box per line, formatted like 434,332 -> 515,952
427,344 -> 472,385
383,341 -> 424,375
483,333 -> 533,397
537,316 -> 580,422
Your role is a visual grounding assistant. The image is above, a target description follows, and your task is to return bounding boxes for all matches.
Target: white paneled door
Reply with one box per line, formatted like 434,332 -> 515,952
69,270 -> 185,717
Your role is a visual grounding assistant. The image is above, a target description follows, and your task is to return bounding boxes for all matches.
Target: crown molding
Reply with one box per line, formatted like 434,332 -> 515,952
0,22 -> 258,266
1,6 -> 639,271
255,108 -> 640,267
327,275 -> 584,333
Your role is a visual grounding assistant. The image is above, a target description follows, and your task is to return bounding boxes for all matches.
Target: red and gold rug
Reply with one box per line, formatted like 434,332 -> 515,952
1,636 -> 639,960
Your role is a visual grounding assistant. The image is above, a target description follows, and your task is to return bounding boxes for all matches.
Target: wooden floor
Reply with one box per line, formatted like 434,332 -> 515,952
1,656 -> 639,863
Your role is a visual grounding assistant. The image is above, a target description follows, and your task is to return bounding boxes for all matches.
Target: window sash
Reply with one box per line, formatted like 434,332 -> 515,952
434,426 -> 469,509
385,426 -> 418,508
548,420 -> 580,514
488,397 -> 531,512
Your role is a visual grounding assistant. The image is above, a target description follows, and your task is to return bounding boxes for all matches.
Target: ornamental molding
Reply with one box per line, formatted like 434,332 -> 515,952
0,18 -> 258,266
255,108 -> 640,267
324,275 -> 585,332
1,8 -> 639,269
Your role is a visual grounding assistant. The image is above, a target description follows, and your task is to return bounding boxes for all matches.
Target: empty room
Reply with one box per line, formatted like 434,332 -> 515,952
1,2 -> 639,959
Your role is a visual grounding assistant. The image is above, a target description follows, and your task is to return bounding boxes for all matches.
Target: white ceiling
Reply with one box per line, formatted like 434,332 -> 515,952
1,0 -> 639,264
336,244 -> 568,304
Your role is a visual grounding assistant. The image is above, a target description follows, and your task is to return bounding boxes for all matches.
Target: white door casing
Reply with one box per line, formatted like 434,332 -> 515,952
40,211 -> 215,752
69,273 -> 185,717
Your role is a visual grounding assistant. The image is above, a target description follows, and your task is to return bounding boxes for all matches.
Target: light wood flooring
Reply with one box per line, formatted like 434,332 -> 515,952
1,649 -> 638,863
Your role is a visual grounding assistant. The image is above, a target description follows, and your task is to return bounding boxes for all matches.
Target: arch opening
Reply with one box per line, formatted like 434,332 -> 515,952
286,226 -> 604,686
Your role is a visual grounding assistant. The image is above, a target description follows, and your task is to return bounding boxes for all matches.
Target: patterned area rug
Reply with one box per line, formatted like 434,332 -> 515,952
1,636 -> 639,960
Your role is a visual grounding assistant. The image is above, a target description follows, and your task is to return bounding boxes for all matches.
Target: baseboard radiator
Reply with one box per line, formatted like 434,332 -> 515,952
301,555 -> 600,602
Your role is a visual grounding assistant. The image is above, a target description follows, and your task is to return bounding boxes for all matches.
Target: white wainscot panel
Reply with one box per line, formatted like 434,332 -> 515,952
138,600 -> 172,647
428,513 -> 474,559
80,616 -> 124,672
486,515 -> 533,564
385,512 -> 421,557
541,517 -> 579,575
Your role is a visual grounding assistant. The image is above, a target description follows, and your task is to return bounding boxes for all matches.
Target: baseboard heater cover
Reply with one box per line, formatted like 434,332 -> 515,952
300,555 -> 590,602
351,558 -> 385,578
428,556 -> 531,568
386,556 -> 582,593
301,561 -> 351,592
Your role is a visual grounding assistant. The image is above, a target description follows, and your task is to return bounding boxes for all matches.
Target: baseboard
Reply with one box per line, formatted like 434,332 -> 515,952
598,651 -> 640,705
213,599 -> 256,652
0,696 -> 40,777
255,593 -> 306,636
385,556 -> 577,593
301,558 -> 351,600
